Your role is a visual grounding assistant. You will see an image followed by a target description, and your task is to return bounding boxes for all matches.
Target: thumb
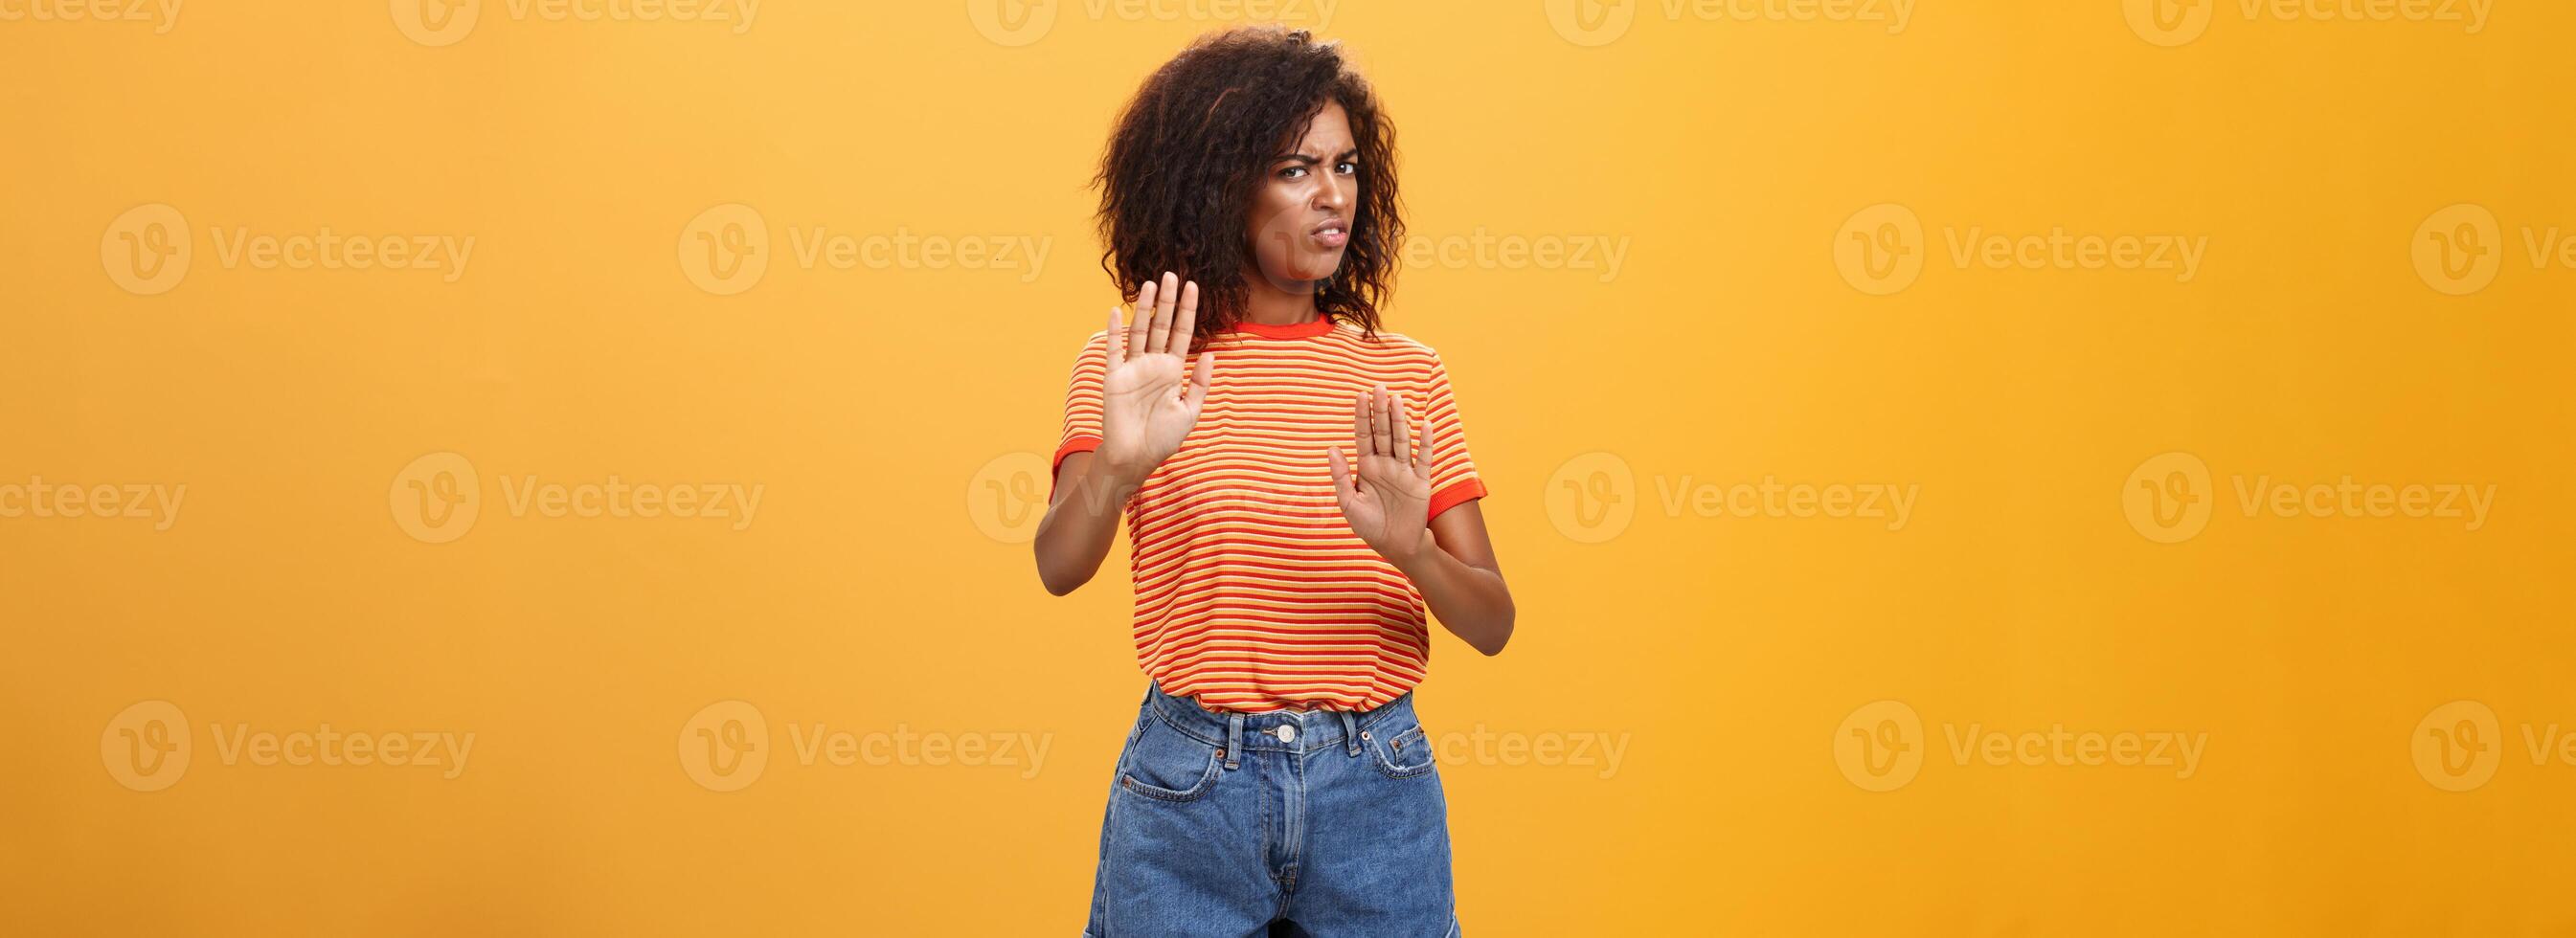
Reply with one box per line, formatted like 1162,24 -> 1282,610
1326,446 -> 1355,496
1182,350 -> 1214,406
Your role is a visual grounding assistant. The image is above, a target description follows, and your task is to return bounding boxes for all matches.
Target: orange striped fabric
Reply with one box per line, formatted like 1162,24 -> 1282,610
1051,317 -> 1486,713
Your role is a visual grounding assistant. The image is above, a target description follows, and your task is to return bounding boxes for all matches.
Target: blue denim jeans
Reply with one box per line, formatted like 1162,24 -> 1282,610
1084,682 -> 1460,937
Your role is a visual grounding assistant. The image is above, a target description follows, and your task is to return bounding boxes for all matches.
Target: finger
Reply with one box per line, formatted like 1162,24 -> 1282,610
1370,385 -> 1395,459
1413,405 -> 1434,478
1327,445 -> 1354,496
1104,305 -> 1125,370
1145,271 -> 1178,355
1351,391 -> 1373,457
1182,350 -> 1214,410
1387,392 -> 1412,469
1134,279 -> 1160,355
1170,279 -> 1199,355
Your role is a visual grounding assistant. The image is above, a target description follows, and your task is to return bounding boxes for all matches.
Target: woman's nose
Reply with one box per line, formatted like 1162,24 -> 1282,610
1315,172 -> 1349,211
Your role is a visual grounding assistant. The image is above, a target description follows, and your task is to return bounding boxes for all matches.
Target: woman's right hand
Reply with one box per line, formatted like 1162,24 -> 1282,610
1096,271 -> 1213,484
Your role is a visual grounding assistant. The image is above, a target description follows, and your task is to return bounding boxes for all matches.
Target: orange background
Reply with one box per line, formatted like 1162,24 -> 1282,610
5,1 -> 2573,934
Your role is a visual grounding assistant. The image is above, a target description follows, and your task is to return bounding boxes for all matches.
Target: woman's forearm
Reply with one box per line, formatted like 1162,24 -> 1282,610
1033,451 -> 1140,595
1390,527 -> 1516,656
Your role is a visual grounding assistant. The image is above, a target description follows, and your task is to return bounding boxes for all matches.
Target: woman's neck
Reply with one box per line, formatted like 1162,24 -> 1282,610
1240,275 -> 1322,325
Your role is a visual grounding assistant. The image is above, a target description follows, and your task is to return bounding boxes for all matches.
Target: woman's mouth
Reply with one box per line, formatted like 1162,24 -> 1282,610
1309,223 -> 1349,249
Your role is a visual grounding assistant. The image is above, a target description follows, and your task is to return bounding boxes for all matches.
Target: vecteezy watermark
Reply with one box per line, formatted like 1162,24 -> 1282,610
0,477 -> 186,531
2408,700 -> 2576,793
968,452 -> 1050,544
1834,700 -> 2207,793
391,0 -> 760,47
2407,202 -> 2576,296
1543,451 -> 1918,543
2120,451 -> 2496,544
101,701 -> 475,792
966,0 -> 1341,47
2125,0 -> 2493,48
675,700 -> 1054,792
100,203 -> 475,296
674,203 -> 1051,296
1834,202 -> 2208,296
1398,230 -> 1630,283
0,0 -> 182,32
389,451 -> 765,545
2406,699 -> 2576,793
1545,0 -> 1915,46
1425,726 -> 1632,779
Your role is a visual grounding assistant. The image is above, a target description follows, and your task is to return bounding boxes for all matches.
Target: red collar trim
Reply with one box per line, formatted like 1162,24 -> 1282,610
1226,318 -> 1337,338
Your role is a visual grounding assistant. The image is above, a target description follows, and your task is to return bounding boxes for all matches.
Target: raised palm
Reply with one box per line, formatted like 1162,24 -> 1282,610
1328,385 -> 1435,563
1097,273 -> 1213,480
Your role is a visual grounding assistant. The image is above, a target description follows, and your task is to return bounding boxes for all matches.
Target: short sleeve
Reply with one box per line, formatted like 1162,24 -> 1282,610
1051,329 -> 1111,495
1420,349 -> 1486,519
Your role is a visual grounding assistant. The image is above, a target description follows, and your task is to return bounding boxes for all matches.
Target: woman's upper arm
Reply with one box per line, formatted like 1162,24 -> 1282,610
1429,500 -> 1501,572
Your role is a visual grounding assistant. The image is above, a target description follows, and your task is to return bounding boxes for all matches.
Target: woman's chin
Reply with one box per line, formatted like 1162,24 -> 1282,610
1294,256 -> 1346,282
1254,264 -> 1341,292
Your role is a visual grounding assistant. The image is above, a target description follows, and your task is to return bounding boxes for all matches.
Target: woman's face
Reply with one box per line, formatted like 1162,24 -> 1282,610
1245,100 -> 1357,291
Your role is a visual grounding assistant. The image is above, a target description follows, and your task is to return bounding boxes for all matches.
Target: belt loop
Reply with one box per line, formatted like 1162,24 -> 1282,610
1224,712 -> 1244,770
1339,710 -> 1362,756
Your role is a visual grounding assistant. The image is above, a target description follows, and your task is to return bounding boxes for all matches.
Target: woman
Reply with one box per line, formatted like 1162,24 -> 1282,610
1036,26 -> 1515,937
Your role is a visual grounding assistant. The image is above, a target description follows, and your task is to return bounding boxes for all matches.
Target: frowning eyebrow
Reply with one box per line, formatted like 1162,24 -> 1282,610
1275,148 -> 1361,165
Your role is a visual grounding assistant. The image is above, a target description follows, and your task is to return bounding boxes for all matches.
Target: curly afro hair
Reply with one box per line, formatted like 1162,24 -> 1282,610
1093,25 -> 1402,350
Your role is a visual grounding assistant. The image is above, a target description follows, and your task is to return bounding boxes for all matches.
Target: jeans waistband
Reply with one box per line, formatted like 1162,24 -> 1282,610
1144,681 -> 1414,760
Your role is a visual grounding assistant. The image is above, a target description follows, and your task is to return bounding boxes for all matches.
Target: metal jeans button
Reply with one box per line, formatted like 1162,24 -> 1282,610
1274,724 -> 1297,744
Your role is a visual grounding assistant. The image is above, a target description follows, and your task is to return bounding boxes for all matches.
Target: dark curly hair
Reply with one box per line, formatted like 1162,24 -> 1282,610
1094,26 -> 1401,350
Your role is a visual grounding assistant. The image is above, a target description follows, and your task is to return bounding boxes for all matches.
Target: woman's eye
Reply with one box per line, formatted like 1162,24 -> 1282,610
1335,162 -> 1358,175
1279,167 -> 1307,179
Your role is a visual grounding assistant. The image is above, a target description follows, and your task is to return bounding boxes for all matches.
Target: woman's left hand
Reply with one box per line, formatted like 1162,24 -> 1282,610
1327,385 -> 1434,566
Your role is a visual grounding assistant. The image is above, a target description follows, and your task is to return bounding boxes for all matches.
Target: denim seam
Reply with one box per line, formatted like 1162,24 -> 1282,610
1146,699 -> 1228,749
1283,746 -> 1308,888
1256,748 -> 1275,887
1118,741 -> 1223,803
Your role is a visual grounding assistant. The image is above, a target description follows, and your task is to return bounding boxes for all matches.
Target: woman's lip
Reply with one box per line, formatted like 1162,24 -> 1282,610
1310,229 -> 1349,248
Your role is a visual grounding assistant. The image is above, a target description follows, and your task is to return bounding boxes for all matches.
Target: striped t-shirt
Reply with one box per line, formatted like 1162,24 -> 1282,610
1052,317 -> 1486,713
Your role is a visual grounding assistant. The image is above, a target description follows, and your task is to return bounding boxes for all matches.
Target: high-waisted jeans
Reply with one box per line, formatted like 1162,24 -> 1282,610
1084,681 -> 1460,937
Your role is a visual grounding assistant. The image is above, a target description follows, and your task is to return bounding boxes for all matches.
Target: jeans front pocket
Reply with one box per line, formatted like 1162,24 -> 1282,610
1364,719 -> 1438,779
1118,711 -> 1224,802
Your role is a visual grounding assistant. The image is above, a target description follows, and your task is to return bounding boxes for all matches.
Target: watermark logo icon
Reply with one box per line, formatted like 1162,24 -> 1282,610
968,452 -> 1050,544
2411,203 -> 2501,296
102,203 -> 192,296
1833,203 -> 1923,295
678,203 -> 770,296
2124,0 -> 2212,46
2411,700 -> 2500,793
1545,0 -> 1635,46
966,0 -> 1056,46
2126,0 -> 2488,44
391,452 -> 481,545
680,700 -> 770,792
1834,700 -> 1923,792
391,0 -> 481,46
102,701 -> 192,793
2122,451 -> 2213,544
1545,452 -> 1636,544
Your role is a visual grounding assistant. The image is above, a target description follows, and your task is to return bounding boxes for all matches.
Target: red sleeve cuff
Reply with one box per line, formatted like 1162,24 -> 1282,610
1050,436 -> 1102,496
1427,478 -> 1487,520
